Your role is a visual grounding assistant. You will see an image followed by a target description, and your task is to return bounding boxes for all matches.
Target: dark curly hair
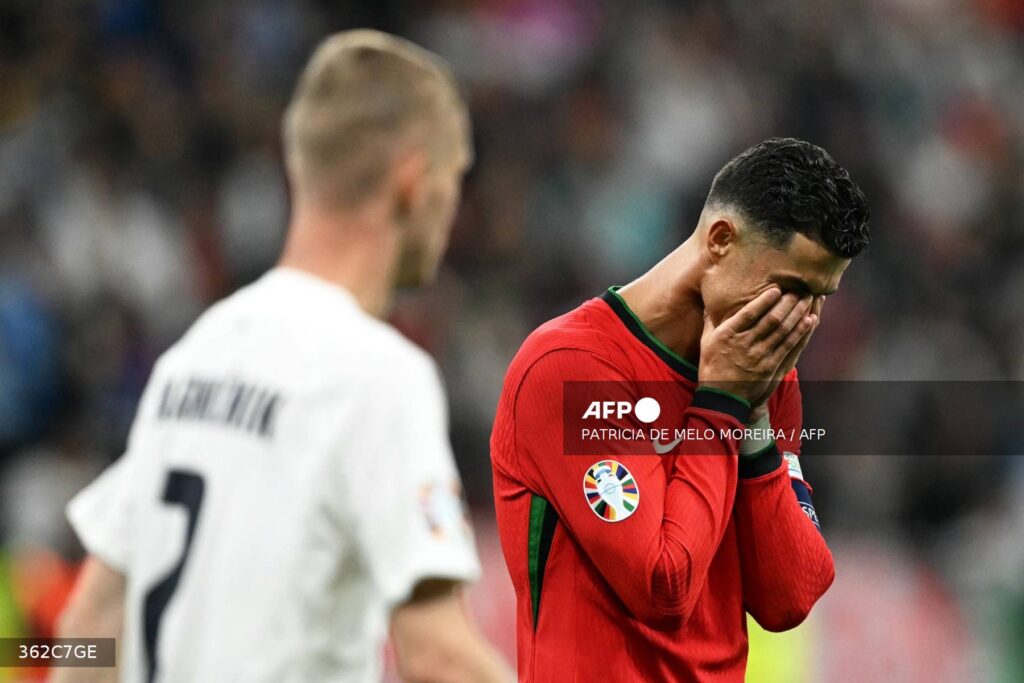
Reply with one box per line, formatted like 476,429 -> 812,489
707,137 -> 870,258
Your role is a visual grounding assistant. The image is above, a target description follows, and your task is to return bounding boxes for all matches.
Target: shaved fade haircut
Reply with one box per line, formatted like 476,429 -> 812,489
283,30 -> 469,206
707,137 -> 870,258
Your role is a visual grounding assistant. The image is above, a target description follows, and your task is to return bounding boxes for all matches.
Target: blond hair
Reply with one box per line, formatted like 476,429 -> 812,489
283,30 -> 467,206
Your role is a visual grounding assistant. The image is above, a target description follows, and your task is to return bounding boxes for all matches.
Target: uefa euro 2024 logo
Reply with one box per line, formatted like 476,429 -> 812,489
583,460 -> 639,522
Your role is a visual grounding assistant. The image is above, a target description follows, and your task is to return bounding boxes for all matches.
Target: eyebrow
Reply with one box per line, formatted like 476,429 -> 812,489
774,276 -> 838,297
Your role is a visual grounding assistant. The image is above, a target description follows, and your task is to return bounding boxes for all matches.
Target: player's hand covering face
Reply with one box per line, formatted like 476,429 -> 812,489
705,229 -> 848,326
699,226 -> 850,406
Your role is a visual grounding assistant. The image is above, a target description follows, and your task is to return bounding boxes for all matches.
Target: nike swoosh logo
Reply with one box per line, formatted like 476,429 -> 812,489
652,436 -> 683,454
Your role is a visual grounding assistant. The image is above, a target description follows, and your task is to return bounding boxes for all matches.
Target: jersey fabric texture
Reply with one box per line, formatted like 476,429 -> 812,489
491,288 -> 835,682
67,268 -> 480,683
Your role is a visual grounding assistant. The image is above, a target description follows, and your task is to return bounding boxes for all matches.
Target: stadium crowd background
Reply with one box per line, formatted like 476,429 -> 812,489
1,0 -> 1022,681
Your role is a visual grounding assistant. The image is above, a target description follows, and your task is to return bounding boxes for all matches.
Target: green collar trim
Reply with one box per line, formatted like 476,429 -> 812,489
601,287 -> 699,381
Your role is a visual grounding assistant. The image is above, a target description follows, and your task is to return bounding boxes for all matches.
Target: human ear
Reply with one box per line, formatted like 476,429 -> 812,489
705,218 -> 737,263
391,149 -> 430,228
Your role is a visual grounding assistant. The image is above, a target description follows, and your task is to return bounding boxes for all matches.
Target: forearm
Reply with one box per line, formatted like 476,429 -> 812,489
641,391 -> 748,624
735,446 -> 835,631
404,634 -> 513,683
48,558 -> 123,683
392,582 -> 514,683
48,602 -> 121,683
47,655 -> 118,683
397,632 -> 513,683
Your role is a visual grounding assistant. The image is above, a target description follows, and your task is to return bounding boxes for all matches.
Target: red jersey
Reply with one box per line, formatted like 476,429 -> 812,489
491,288 -> 834,682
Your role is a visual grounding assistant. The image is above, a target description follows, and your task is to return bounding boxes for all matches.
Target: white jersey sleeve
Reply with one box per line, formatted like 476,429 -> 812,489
341,351 -> 481,607
65,368 -> 162,573
66,451 -> 137,572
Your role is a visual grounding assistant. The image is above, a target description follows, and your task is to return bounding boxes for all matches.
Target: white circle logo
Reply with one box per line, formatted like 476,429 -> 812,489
634,397 -> 661,423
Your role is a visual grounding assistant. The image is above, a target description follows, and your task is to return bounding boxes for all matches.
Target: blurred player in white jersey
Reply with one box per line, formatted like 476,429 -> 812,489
53,30 -> 513,683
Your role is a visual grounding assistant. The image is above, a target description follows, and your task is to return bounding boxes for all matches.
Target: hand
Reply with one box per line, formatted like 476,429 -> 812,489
698,289 -> 816,405
748,300 -> 819,408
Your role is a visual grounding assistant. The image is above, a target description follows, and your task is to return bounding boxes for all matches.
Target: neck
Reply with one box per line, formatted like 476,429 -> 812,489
617,238 -> 706,362
278,199 -> 400,317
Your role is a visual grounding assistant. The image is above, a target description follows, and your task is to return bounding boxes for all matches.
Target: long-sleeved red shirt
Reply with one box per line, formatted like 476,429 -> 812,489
491,288 -> 835,682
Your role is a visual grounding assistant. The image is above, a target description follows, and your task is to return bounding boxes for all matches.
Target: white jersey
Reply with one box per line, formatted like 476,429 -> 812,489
67,268 -> 480,683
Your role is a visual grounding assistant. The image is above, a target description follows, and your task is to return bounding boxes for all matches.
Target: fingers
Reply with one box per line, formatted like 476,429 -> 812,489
749,294 -> 804,342
760,296 -> 812,347
751,293 -> 797,339
700,311 -> 718,350
793,312 -> 818,357
774,314 -> 817,381
811,296 -> 824,319
770,311 -> 817,367
723,287 -> 782,333
751,313 -> 818,406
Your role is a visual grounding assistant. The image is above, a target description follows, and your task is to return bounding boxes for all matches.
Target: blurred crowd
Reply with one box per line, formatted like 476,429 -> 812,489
1,0 -> 1023,680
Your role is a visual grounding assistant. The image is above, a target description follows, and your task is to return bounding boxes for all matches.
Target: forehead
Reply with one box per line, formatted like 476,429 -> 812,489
754,233 -> 850,296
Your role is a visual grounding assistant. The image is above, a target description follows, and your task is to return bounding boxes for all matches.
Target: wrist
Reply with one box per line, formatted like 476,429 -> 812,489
694,384 -> 751,409
692,386 -> 751,424
747,402 -> 769,423
738,441 -> 782,478
739,408 -> 773,457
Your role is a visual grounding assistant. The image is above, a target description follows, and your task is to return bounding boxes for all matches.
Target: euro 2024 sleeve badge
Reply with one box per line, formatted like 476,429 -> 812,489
583,460 -> 639,522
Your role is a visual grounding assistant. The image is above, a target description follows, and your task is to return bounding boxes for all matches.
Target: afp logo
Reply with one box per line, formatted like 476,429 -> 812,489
581,397 -> 661,424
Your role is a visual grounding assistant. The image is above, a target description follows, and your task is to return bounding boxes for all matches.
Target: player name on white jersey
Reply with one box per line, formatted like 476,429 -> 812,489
156,376 -> 283,438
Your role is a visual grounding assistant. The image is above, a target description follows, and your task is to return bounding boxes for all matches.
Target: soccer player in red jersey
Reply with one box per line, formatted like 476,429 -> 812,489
491,138 -> 870,682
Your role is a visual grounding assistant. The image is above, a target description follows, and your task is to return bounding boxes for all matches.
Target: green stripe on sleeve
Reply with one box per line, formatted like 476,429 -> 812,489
527,494 -> 558,629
